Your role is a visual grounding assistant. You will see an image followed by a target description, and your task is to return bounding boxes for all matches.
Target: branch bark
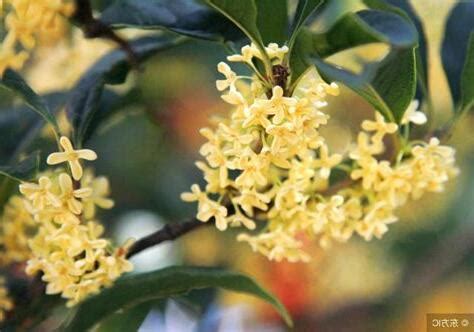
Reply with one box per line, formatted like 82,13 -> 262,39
72,0 -> 138,67
126,218 -> 209,258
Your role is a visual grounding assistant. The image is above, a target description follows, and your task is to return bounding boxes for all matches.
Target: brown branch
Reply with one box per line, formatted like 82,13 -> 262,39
126,218 -> 209,258
72,0 -> 138,67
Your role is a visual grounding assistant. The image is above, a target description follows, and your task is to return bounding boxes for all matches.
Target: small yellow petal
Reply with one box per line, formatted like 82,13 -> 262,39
47,152 -> 68,165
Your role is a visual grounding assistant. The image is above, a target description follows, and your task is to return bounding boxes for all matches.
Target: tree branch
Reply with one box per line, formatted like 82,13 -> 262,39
72,0 -> 138,67
126,218 -> 209,258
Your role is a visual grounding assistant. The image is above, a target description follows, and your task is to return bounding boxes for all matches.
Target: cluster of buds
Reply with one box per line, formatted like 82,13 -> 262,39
182,43 -> 459,262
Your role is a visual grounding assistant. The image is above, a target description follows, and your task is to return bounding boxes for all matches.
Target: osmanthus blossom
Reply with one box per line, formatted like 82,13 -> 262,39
401,100 -> 427,125
47,136 -> 97,180
0,279 -> 13,322
0,0 -> 75,75
1,136 -> 133,307
182,43 -> 459,263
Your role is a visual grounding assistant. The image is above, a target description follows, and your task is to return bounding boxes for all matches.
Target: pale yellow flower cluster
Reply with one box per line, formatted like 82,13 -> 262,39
182,43 -> 459,262
16,136 -> 132,307
0,0 -> 74,75
0,278 -> 13,322
27,29 -> 113,93
0,196 -> 35,266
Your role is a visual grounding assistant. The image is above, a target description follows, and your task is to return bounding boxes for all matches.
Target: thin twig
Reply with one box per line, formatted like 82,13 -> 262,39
126,218 -> 209,258
72,0 -> 138,67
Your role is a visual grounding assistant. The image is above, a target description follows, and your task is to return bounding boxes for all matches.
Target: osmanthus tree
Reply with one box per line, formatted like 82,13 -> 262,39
0,0 -> 472,330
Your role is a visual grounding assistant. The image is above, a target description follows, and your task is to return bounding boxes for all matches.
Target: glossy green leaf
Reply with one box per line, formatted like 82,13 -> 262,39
0,69 -> 59,133
310,9 -> 417,58
460,34 -> 474,113
96,302 -> 152,332
288,28 -> 314,87
204,0 -> 264,49
256,0 -> 288,45
0,92 -> 67,162
289,8 -> 417,87
290,0 -> 324,40
100,0 -> 242,42
63,266 -> 292,332
67,35 -> 182,146
0,151 -> 40,181
314,48 -> 416,123
384,0 -> 428,101
441,1 -> 474,113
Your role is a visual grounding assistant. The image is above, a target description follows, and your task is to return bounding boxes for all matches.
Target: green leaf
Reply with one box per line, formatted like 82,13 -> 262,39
441,1 -> 474,112
289,8 -> 417,87
0,151 -> 40,181
384,0 -> 428,102
309,9 -> 417,58
67,35 -> 182,146
100,0 -> 242,42
204,0 -> 264,50
256,0 -> 288,45
0,69 -> 59,133
460,33 -> 474,113
288,28 -> 314,87
0,92 -> 67,162
290,0 -> 324,40
314,47 -> 416,123
63,266 -> 292,332
96,302 -> 152,332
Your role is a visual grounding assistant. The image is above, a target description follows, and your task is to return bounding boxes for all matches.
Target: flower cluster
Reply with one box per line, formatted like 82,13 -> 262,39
0,278 -> 13,322
26,29 -> 114,93
0,196 -> 35,266
16,136 -> 132,307
182,43 -> 459,262
0,0 -> 74,75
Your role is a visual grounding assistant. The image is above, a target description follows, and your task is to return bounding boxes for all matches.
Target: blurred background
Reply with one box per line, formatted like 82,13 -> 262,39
2,0 -> 474,331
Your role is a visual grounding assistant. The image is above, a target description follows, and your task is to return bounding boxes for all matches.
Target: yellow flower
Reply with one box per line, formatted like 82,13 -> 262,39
313,144 -> 343,179
81,171 -> 115,219
234,151 -> 269,188
181,185 -> 229,229
47,136 -> 97,180
356,201 -> 397,241
0,196 -> 35,265
216,62 -> 237,91
5,13 -> 36,49
349,132 -> 383,160
237,229 -> 310,263
0,278 -> 13,322
196,199 -> 228,231
232,189 -> 270,217
17,139 -> 132,307
351,158 -> 392,190
195,161 -> 227,192
265,43 -> 289,62
266,86 -> 297,124
242,101 -> 273,128
266,122 -> 298,154
58,173 -> 92,214
182,44 -> 459,263
401,100 -> 427,125
19,176 -> 60,209
362,113 -> 398,143
181,184 -> 207,204
228,211 -> 256,230
0,45 -> 29,74
312,195 -> 345,233
227,44 -> 261,64
0,0 -> 75,75
221,86 -> 247,106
